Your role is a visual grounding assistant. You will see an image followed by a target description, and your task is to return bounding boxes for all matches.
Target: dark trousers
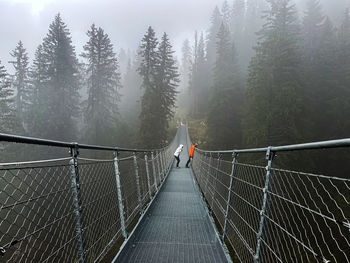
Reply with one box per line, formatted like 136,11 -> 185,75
175,156 -> 180,167
186,157 -> 193,167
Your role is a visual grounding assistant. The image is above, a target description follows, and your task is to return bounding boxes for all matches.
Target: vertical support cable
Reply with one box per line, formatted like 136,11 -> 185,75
205,153 -> 213,198
211,153 -> 222,211
144,153 -> 152,199
151,152 -> 158,192
156,151 -> 162,184
222,151 -> 238,242
114,151 -> 127,238
69,144 -> 86,263
133,152 -> 142,214
254,146 -> 274,263
159,150 -> 164,180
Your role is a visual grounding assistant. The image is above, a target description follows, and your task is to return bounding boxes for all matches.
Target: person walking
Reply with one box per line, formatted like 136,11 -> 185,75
174,144 -> 184,168
186,143 -> 198,168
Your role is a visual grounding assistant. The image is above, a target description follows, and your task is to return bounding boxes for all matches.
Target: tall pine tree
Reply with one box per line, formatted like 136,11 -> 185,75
207,23 -> 243,149
244,0 -> 304,147
9,41 -> 30,123
81,24 -> 121,145
30,14 -> 80,140
138,28 -> 178,147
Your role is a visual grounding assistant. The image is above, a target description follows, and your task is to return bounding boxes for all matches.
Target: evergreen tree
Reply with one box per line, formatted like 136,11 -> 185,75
81,24 -> 121,145
138,27 -> 160,147
0,61 -> 22,134
206,6 -> 222,71
180,39 -> 192,93
156,33 -> 179,143
9,41 -> 30,123
138,28 -> 179,147
189,32 -> 208,118
27,45 -> 48,137
221,1 -> 231,28
244,0 -> 303,147
207,23 -> 243,149
29,14 -> 80,140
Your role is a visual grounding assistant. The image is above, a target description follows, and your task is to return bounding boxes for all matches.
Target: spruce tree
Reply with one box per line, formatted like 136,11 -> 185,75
138,27 -> 160,147
207,23 -> 243,149
189,32 -> 208,118
138,28 -> 179,147
206,6 -> 222,71
81,24 -> 121,145
156,32 -> 179,142
244,0 -> 303,147
30,14 -> 80,140
0,61 -> 22,134
9,41 -> 30,123
27,45 -> 48,137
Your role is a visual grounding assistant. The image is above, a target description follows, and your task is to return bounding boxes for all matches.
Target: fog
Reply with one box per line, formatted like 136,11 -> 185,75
0,0 -> 223,72
1,0 -> 350,153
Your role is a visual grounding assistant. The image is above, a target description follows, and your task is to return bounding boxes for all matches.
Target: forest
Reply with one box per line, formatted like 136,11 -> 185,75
1,0 -> 350,161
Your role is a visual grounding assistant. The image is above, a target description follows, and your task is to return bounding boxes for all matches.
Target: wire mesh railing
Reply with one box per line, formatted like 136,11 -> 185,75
189,130 -> 350,263
0,131 -> 179,263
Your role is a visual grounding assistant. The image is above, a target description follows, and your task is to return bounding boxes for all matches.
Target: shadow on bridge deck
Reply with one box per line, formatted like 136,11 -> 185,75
114,127 -> 229,263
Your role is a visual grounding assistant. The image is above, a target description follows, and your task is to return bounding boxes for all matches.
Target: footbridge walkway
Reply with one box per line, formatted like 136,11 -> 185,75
0,126 -> 349,263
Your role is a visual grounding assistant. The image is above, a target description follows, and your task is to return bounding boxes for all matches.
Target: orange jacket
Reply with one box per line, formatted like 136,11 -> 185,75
189,145 -> 195,157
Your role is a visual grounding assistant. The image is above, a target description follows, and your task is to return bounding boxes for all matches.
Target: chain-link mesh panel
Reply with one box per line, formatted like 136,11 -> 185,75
0,159 -> 77,263
192,147 -> 350,263
78,159 -> 121,262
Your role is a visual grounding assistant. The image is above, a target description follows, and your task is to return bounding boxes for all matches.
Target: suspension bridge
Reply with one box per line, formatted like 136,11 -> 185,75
0,126 -> 349,262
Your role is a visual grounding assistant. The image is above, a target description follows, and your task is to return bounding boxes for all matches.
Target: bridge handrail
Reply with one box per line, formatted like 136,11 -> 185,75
0,132 -> 168,152
196,137 -> 350,154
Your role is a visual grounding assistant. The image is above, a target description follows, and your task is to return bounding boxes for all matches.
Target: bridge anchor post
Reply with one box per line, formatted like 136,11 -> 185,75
69,144 -> 87,263
254,146 -> 275,263
133,152 -> 143,214
114,151 -> 127,238
222,151 -> 238,242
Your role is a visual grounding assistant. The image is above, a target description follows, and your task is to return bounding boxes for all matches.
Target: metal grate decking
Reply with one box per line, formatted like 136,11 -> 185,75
115,130 -> 229,263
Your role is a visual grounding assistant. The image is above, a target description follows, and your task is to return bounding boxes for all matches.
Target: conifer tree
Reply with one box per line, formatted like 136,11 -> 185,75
81,24 -> 121,145
0,60 -> 22,134
138,28 -> 179,147
244,0 -> 303,147
138,26 -> 160,147
9,41 -> 30,122
180,39 -> 192,92
207,23 -> 243,149
27,45 -> 48,137
30,14 -> 80,140
189,32 -> 208,118
206,6 -> 222,71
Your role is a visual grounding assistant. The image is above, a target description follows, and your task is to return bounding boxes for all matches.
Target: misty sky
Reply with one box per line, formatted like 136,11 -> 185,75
0,0 -> 224,72
1,0 -> 349,73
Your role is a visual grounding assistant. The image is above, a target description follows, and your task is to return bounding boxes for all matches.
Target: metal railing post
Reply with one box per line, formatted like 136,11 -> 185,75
156,151 -> 162,184
144,153 -> 152,199
151,152 -> 158,192
222,151 -> 238,242
211,153 -> 222,211
205,153 -> 213,198
254,147 -> 274,263
114,151 -> 127,238
133,152 -> 143,214
69,144 -> 86,263
159,150 -> 164,180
